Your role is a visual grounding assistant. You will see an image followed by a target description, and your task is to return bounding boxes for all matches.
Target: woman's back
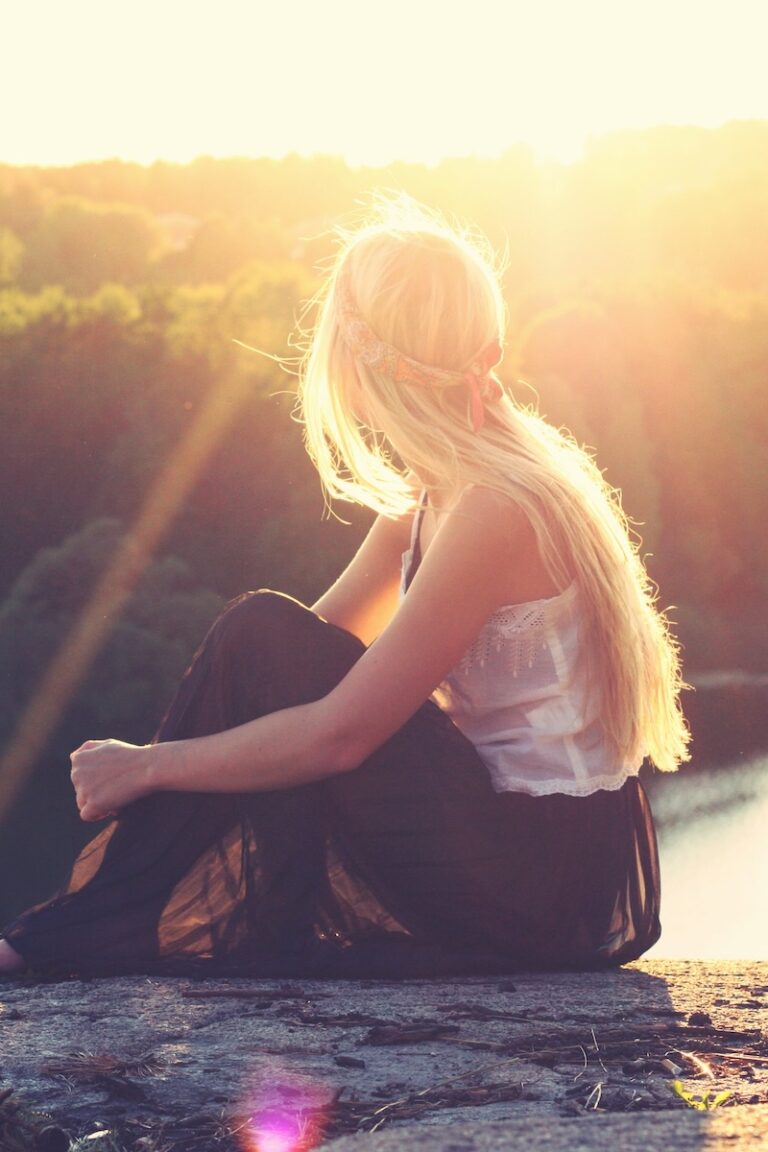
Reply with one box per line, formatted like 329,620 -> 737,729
402,492 -> 642,797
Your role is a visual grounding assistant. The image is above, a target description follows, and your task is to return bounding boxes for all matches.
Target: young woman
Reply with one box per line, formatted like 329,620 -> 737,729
0,199 -> 689,977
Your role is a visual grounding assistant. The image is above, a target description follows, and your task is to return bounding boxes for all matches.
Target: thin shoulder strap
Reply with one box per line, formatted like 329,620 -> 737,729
404,490 -> 429,590
412,488 -> 428,541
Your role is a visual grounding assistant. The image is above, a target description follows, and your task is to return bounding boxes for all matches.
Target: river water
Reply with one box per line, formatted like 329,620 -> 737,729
647,755 -> 768,959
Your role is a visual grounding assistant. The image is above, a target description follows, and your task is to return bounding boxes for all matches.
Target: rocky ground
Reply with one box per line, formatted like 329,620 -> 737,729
0,960 -> 766,1151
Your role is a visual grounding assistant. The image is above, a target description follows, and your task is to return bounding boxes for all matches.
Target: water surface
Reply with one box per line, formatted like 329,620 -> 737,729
648,756 -> 768,959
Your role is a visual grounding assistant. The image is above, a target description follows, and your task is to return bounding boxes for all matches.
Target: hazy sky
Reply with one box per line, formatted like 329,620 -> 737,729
4,0 -> 768,167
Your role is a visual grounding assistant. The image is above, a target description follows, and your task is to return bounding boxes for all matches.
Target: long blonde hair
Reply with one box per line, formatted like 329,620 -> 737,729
299,196 -> 689,773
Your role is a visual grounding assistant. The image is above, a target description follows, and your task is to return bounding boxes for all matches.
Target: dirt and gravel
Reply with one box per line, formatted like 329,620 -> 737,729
0,959 -> 766,1150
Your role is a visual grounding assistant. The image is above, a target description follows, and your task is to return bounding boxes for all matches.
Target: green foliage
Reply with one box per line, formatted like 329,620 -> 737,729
0,227 -> 23,284
0,518 -> 223,742
669,1080 -> 733,1110
20,196 -> 163,293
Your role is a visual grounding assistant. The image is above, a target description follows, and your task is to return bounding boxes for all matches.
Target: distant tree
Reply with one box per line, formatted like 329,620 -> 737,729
0,170 -> 48,239
0,283 -> 153,593
223,260 -> 312,354
156,213 -> 291,283
21,197 -> 163,293
0,517 -> 223,744
0,227 -> 23,284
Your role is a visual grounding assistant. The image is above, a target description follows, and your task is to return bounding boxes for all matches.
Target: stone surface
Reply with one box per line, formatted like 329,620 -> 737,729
325,1108 -> 768,1151
0,960 -> 766,1150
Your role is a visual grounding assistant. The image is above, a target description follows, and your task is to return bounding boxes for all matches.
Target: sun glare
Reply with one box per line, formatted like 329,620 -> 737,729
239,1074 -> 327,1152
4,0 -> 768,168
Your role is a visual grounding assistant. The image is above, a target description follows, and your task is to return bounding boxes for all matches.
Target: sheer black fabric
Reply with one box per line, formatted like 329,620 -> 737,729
4,591 -> 661,977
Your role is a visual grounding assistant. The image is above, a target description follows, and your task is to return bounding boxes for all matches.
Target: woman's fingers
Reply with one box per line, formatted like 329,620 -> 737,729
79,803 -> 114,823
72,738 -> 107,754
69,740 -> 149,821
71,741 -> 112,819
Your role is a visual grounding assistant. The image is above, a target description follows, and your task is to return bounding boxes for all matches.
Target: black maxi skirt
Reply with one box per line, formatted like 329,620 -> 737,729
3,590 -> 661,978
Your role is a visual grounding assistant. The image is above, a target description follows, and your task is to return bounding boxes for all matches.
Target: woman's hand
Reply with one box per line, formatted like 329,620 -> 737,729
70,739 -> 155,822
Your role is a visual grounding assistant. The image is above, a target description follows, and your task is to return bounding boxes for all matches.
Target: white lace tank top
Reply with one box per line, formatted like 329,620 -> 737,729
401,497 -> 643,798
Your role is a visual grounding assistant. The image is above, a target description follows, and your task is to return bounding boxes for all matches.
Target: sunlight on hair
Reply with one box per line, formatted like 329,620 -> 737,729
0,356 -> 256,823
299,193 -> 508,518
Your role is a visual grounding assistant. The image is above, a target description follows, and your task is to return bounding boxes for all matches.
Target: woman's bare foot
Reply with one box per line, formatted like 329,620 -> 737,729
0,938 -> 24,972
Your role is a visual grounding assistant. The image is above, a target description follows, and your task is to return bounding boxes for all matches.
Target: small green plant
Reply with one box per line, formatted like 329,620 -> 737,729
669,1080 -> 733,1111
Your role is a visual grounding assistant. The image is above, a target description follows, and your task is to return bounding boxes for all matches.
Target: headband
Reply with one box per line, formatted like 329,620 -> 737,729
335,274 -> 503,432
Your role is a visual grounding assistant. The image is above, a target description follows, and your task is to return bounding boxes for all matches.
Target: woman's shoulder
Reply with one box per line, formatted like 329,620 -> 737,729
444,484 -> 533,540
443,485 -> 561,604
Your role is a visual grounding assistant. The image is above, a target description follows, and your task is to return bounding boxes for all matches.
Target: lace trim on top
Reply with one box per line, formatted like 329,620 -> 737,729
455,586 -> 577,678
501,764 -> 641,799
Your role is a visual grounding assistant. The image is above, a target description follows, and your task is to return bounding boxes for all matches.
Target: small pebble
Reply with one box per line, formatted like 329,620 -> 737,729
333,1055 -> 367,1069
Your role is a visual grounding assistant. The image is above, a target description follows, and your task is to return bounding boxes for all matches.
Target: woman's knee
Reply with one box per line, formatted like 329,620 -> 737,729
210,590 -> 314,653
208,589 -> 365,698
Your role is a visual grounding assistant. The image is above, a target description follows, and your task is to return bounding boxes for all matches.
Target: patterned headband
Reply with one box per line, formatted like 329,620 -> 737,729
335,273 -> 503,432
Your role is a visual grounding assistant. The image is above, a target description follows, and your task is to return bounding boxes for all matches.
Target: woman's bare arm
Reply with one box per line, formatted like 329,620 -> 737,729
312,511 -> 413,644
71,489 -> 539,820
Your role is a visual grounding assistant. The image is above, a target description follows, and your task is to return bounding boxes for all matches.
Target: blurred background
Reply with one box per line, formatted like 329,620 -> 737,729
1,0 -> 766,957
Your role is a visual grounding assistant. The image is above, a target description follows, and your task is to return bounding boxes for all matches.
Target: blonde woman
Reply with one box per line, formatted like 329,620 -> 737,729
0,199 -> 688,977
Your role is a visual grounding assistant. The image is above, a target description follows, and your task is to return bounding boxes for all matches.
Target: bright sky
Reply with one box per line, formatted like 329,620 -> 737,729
4,0 -> 768,167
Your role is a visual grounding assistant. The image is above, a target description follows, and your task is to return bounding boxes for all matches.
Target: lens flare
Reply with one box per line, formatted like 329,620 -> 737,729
239,1074 -> 328,1152
0,355 -> 253,824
